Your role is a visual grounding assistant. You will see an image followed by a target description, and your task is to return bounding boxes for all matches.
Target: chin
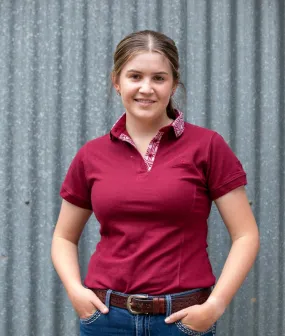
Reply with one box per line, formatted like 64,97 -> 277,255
133,111 -> 159,120
129,107 -> 163,119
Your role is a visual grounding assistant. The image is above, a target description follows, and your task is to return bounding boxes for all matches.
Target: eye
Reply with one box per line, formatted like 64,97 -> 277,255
154,76 -> 165,82
130,74 -> 141,80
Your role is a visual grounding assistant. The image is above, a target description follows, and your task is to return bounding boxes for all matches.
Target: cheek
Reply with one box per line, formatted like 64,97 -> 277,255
121,85 -> 137,99
161,90 -> 172,102
158,84 -> 173,98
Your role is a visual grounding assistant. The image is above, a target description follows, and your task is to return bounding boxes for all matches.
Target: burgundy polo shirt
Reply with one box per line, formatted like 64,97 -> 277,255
60,110 -> 247,295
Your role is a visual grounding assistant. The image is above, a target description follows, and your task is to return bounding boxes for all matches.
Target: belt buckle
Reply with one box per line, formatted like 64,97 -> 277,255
127,294 -> 148,314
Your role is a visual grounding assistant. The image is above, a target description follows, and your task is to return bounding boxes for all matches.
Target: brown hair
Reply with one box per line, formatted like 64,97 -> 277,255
112,30 -> 181,119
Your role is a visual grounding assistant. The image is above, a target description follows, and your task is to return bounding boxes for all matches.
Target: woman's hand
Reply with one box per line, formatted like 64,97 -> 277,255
67,284 -> 109,319
165,297 -> 225,332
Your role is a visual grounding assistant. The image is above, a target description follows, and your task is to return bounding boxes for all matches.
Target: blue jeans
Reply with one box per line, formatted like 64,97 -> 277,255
80,288 -> 217,335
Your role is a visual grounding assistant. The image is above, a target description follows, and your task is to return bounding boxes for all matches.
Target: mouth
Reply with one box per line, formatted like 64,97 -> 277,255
134,99 -> 156,105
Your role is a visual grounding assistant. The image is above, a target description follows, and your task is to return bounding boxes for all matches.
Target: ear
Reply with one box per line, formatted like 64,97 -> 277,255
171,82 -> 178,96
112,72 -> 120,91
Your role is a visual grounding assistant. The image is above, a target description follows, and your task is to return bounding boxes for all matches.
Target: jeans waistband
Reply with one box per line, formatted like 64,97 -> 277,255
101,287 -> 211,317
109,287 -> 207,299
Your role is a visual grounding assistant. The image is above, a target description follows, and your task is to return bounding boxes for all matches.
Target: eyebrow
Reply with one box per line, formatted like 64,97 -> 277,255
126,69 -> 169,75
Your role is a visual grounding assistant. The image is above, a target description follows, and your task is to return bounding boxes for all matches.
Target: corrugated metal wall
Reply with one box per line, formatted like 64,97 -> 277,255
0,0 -> 284,335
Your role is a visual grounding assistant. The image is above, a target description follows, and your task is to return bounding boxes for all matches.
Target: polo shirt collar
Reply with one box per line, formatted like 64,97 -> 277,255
110,109 -> 185,140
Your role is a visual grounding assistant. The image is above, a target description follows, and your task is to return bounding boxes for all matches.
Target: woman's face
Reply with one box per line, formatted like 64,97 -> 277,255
113,52 -> 177,122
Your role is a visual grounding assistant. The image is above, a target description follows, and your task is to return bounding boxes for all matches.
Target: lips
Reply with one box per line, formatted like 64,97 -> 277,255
134,99 -> 156,103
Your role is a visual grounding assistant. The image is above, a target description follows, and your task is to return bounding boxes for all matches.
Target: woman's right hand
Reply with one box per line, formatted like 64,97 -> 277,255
67,284 -> 109,319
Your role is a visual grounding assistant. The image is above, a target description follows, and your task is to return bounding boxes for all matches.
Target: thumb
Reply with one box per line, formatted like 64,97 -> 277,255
89,292 -> 109,314
165,309 -> 188,323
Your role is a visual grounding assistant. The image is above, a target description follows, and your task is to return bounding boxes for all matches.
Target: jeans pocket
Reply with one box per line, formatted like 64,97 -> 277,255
174,321 -> 216,335
80,310 -> 102,325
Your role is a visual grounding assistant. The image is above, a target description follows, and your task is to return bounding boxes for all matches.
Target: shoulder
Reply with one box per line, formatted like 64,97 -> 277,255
183,122 -> 230,145
183,122 -> 216,138
182,122 -> 218,149
80,133 -> 110,152
181,122 -> 235,164
70,133 -> 110,163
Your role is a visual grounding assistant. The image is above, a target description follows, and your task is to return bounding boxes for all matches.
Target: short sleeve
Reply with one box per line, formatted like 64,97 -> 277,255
206,132 -> 247,200
59,146 -> 92,210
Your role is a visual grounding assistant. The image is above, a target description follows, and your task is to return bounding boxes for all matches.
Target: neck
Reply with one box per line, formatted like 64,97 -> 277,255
125,113 -> 173,140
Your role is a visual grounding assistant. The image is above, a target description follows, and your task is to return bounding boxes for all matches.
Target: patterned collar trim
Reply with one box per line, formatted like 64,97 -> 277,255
110,109 -> 185,140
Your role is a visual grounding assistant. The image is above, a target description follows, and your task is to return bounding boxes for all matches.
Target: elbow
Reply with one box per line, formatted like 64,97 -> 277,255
247,229 -> 260,257
252,223 -> 260,253
233,228 -> 260,256
50,235 -> 57,265
255,231 -> 261,254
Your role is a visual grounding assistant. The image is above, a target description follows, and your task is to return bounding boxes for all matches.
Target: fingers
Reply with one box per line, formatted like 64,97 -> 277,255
165,309 -> 188,323
88,290 -> 109,314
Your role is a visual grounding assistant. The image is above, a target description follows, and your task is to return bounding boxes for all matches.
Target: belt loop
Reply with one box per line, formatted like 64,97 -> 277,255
105,289 -> 112,309
165,294 -> 172,317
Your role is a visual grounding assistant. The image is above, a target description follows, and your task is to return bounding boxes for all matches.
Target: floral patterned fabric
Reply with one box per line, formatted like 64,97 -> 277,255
111,110 -> 185,172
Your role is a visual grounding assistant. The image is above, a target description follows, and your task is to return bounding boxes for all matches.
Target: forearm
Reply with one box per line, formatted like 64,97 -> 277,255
208,233 -> 260,315
51,236 -> 83,294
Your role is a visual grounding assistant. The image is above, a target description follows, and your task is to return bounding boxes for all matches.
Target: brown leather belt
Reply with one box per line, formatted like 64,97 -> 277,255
91,288 -> 211,315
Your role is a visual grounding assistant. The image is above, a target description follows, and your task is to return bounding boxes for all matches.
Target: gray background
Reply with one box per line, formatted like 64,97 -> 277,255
0,0 -> 284,335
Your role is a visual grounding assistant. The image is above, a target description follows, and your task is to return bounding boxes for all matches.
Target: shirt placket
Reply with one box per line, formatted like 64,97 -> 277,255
119,131 -> 164,172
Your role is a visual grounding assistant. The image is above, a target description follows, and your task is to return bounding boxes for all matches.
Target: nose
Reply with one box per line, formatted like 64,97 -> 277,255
139,80 -> 154,94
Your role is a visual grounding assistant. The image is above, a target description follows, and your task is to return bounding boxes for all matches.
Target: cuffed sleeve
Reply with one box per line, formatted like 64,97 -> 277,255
206,133 -> 247,200
60,146 -> 92,210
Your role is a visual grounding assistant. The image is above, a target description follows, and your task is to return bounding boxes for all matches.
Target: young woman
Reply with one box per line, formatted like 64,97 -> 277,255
51,30 -> 259,336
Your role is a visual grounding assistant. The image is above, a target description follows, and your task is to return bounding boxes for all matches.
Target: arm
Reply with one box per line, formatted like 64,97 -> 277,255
51,200 -> 109,316
165,186 -> 260,330
207,186 -> 260,311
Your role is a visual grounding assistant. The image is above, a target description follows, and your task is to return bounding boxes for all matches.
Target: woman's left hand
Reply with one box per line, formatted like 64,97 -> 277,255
164,298 -> 224,332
